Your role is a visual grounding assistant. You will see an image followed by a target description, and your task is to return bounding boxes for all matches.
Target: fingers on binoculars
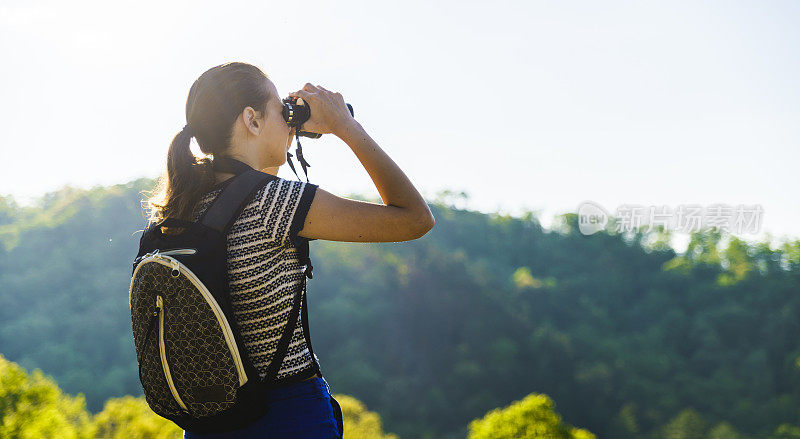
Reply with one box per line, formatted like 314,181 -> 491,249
318,85 -> 340,97
290,89 -> 310,99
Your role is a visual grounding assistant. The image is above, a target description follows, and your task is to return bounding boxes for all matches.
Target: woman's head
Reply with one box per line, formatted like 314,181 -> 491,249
147,62 -> 293,223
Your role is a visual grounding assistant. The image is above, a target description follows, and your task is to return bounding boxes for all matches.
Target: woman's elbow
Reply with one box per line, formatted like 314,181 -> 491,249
408,212 -> 435,239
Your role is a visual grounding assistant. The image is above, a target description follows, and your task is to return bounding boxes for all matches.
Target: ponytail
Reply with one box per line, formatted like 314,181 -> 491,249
146,126 -> 214,225
167,127 -> 196,178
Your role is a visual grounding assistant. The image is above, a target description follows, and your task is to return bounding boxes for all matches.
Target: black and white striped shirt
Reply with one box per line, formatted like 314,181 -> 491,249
190,176 -> 320,381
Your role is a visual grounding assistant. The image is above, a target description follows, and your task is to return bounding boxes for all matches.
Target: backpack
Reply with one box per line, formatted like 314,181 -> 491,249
128,157 -> 316,434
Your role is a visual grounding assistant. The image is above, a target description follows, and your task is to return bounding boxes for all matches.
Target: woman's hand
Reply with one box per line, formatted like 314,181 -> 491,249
288,83 -> 355,137
294,87 -> 435,243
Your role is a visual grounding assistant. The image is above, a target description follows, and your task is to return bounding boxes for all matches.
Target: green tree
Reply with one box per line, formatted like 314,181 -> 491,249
608,403 -> 640,439
335,393 -> 399,439
0,353 -> 93,438
92,395 -> 181,439
771,423 -> 800,439
707,421 -> 750,439
467,393 -> 595,439
658,408 -> 708,439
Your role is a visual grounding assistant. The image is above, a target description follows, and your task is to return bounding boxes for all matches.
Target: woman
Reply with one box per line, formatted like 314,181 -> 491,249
146,62 -> 434,438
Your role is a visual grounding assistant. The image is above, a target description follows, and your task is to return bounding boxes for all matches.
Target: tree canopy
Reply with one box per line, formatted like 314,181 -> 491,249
1,180 -> 799,438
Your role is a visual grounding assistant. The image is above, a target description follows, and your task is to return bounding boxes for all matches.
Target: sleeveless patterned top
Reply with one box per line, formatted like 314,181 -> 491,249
189,175 -> 320,382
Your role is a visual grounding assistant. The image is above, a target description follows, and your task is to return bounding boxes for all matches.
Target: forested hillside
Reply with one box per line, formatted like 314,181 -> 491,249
0,180 -> 799,438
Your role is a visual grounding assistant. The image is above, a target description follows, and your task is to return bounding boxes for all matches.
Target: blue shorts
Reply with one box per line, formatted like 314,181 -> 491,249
183,377 -> 343,438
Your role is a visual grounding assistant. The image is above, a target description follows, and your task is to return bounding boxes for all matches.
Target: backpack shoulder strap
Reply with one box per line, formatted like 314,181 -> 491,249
200,169 -> 276,234
261,286 -> 304,384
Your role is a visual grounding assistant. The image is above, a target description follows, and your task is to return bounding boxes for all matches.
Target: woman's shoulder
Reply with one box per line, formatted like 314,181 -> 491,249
192,174 -> 316,220
257,175 -> 318,206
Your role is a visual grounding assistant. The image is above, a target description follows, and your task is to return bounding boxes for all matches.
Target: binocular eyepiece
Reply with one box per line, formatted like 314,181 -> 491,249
281,96 -> 354,139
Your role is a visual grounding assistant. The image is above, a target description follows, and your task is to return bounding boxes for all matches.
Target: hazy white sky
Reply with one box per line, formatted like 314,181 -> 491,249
1,0 -> 798,249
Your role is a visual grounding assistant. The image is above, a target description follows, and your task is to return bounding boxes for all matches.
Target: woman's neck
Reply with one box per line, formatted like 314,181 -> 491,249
213,166 -> 278,185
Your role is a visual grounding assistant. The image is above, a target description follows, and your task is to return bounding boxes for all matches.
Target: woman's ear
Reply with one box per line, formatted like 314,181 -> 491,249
241,107 -> 260,134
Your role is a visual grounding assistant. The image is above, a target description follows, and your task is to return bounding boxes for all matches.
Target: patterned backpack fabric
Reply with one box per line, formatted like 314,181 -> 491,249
129,160 -> 311,433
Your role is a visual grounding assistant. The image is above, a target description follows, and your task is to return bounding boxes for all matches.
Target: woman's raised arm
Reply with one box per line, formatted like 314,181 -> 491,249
291,83 -> 434,243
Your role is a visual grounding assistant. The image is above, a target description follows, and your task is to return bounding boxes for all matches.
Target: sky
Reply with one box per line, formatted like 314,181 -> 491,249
1,0 -> 798,251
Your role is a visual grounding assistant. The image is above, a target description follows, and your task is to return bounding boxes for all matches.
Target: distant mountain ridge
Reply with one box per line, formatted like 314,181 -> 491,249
0,179 -> 798,439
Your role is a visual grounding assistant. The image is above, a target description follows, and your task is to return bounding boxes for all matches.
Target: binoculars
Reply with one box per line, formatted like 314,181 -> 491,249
281,96 -> 354,138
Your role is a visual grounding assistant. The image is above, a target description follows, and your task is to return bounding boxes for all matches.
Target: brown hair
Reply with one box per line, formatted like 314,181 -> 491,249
146,62 -> 272,224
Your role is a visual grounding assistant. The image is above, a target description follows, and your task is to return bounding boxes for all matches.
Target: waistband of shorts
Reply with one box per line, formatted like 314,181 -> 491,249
264,377 -> 330,402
